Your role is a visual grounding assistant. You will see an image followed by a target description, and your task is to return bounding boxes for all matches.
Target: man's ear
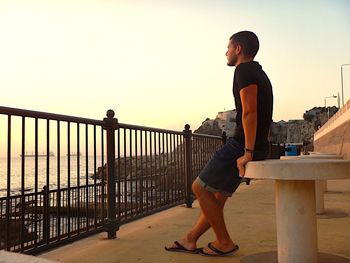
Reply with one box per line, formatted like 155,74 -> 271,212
235,44 -> 242,55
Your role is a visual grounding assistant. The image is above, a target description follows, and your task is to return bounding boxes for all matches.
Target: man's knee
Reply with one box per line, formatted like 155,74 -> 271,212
192,179 -> 204,196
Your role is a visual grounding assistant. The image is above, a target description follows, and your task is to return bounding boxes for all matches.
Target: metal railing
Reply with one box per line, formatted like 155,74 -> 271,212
0,106 -> 224,254
0,106 -> 106,253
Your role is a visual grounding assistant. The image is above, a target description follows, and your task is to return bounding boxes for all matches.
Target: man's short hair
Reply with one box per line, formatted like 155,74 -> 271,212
230,31 -> 259,58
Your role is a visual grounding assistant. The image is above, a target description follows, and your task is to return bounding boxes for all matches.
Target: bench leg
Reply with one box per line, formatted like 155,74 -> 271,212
315,180 -> 325,214
275,180 -> 318,263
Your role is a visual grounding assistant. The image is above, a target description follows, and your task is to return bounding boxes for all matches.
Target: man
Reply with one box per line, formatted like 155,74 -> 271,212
165,31 -> 273,257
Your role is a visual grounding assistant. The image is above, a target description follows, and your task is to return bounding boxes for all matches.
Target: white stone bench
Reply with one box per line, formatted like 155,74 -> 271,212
309,152 -> 342,192
242,159 -> 350,263
280,154 -> 343,216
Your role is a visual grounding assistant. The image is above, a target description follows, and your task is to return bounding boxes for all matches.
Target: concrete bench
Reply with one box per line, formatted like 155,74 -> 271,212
280,154 -> 345,217
242,159 -> 350,263
309,152 -> 343,192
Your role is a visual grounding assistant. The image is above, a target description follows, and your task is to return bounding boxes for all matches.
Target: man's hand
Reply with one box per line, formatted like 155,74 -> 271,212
237,152 -> 253,177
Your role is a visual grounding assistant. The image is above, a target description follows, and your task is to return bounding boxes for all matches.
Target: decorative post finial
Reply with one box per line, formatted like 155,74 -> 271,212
106,109 -> 115,118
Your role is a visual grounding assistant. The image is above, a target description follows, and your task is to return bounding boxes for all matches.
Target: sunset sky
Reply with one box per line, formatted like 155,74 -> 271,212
1,0 -> 350,132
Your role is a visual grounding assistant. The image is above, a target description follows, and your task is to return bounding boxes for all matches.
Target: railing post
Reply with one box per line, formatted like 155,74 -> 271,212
103,109 -> 119,239
222,131 -> 227,145
183,124 -> 193,208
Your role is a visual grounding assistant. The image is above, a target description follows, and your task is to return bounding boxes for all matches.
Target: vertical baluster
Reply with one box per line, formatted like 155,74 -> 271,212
116,127 -> 121,221
201,137 -> 204,176
205,137 -> 208,166
178,135 -> 182,201
44,119 -> 50,244
57,121 -> 61,240
140,130 -> 144,213
34,118 -> 39,247
175,134 -> 179,201
20,117 -> 25,251
77,123 -> 81,234
5,115 -> 11,251
153,131 -> 157,209
166,133 -> 169,203
149,131 -> 153,210
162,133 -> 165,205
134,129 -> 138,215
129,129 -> 133,217
93,125 -> 97,227
170,134 -> 174,202
145,131 -> 149,212
123,128 -> 127,221
158,132 -> 161,208
85,124 -> 89,231
101,126 -> 105,225
56,121 -> 61,241
67,122 -> 71,237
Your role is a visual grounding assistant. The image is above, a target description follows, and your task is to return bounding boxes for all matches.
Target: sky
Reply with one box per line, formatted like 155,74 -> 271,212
1,0 -> 350,132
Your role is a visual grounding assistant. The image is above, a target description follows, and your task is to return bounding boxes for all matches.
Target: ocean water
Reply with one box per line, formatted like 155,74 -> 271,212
0,155 -> 104,197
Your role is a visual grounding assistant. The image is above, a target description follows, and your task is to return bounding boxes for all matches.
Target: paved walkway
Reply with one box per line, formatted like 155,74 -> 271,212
0,250 -> 55,263
40,179 -> 350,263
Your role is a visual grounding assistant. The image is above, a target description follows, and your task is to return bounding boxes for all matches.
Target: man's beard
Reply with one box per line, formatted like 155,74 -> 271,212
227,54 -> 238,67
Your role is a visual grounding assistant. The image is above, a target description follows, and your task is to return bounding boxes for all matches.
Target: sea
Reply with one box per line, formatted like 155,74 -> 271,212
0,155 -> 104,198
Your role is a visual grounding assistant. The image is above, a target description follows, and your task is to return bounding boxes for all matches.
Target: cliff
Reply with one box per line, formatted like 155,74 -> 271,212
194,110 -> 237,138
194,106 -> 338,145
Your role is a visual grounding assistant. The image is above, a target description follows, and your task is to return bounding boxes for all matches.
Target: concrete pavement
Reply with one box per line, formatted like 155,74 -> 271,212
40,179 -> 350,263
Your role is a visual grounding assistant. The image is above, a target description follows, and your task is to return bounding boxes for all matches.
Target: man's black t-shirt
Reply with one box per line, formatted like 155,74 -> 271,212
232,61 -> 273,151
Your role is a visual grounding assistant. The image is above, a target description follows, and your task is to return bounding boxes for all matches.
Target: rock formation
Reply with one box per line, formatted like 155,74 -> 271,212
194,106 -> 338,145
93,106 -> 338,182
194,110 -> 237,138
270,120 -> 315,144
303,106 -> 338,130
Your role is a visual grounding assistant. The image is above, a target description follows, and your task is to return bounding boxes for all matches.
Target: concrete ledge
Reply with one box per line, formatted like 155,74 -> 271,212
281,154 -> 342,159
314,99 -> 350,141
309,152 -> 339,156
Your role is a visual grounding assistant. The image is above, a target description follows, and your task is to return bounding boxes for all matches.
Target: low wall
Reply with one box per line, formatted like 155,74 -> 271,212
314,100 -> 350,159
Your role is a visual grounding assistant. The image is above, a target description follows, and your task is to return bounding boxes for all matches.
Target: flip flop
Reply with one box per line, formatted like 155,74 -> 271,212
198,242 -> 239,257
164,241 -> 199,254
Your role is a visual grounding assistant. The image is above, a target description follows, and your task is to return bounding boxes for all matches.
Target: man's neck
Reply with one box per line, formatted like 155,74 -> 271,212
235,57 -> 253,67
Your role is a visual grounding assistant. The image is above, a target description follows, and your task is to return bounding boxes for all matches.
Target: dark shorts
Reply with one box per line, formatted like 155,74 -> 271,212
197,139 -> 268,197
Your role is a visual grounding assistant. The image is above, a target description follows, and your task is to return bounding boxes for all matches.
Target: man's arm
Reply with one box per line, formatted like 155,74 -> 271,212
237,84 -> 258,177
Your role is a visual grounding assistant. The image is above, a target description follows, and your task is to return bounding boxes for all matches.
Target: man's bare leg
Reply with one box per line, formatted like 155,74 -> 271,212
165,192 -> 228,251
192,180 -> 235,254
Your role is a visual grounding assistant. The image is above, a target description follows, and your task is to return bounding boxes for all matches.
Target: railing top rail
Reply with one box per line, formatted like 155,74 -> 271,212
0,106 -> 104,125
119,123 -> 224,139
119,122 -> 184,135
193,133 -> 222,140
0,105 -> 224,139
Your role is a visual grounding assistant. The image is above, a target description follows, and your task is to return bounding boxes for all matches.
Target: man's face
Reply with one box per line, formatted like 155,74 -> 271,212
226,40 -> 238,67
